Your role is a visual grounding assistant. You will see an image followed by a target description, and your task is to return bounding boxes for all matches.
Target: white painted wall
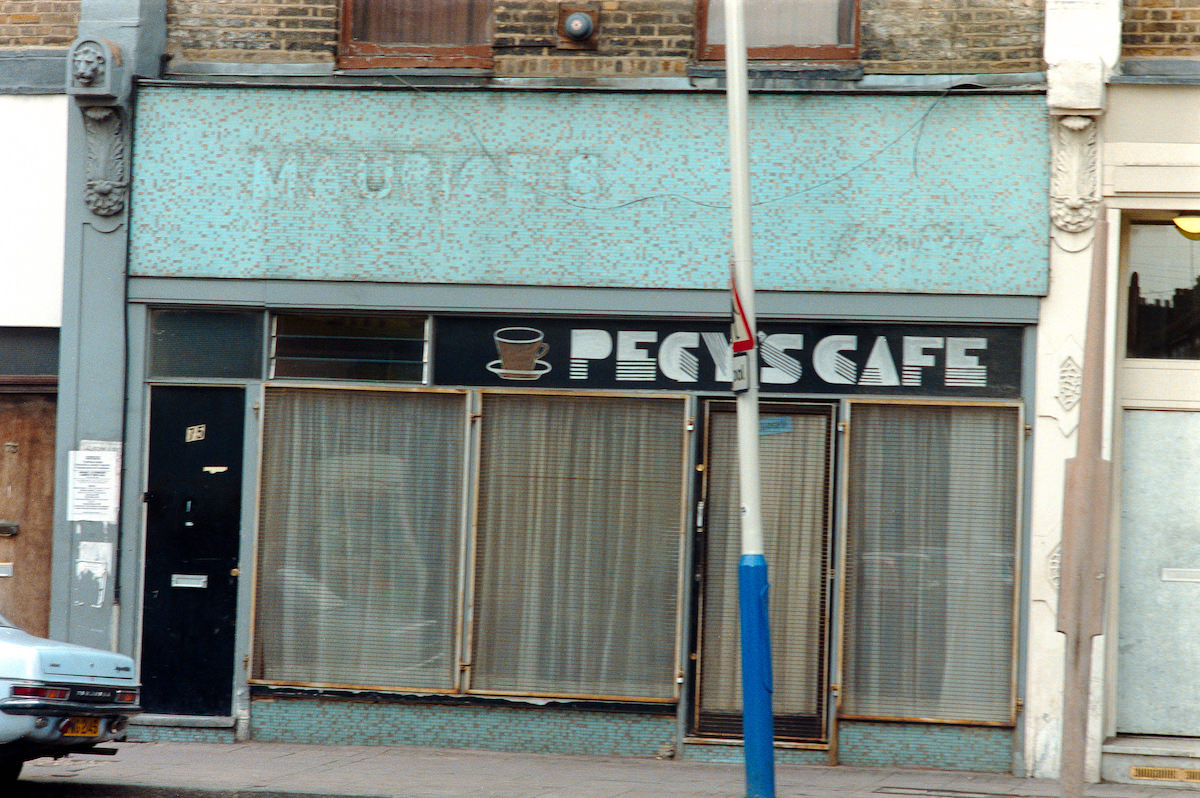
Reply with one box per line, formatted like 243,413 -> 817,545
0,94 -> 66,328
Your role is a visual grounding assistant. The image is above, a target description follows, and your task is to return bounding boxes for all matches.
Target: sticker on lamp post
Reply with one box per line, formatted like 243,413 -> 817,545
731,352 -> 754,393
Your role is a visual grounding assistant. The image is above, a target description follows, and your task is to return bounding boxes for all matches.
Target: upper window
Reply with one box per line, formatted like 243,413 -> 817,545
696,0 -> 858,61
338,0 -> 493,70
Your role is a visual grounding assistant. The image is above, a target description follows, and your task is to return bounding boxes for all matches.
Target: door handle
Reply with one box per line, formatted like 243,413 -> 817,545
0,523 -> 18,538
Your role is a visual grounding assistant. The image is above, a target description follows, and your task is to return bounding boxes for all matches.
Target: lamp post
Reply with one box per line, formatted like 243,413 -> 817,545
723,1 -> 776,796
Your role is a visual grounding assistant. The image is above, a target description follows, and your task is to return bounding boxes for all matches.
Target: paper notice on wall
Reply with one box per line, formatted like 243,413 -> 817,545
75,540 -> 113,609
68,450 -> 120,525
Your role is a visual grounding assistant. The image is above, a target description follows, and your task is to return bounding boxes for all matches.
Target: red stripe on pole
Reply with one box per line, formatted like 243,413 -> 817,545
731,273 -> 755,353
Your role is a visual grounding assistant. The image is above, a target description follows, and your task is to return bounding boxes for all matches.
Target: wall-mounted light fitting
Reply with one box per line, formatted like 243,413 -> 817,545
558,5 -> 599,50
1173,216 -> 1200,241
564,12 -> 593,40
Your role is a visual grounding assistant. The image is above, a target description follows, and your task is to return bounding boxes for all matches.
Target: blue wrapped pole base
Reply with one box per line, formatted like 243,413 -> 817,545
739,553 -> 776,798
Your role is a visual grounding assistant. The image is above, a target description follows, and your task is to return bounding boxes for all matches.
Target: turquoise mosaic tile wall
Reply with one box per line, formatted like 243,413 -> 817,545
129,87 -> 1048,295
681,742 -> 829,766
837,721 -> 1012,772
244,698 -> 1010,771
249,698 -> 677,757
127,725 -> 238,744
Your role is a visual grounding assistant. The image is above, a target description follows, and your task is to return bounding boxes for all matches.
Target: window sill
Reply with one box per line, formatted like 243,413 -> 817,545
249,683 -> 676,715
689,61 -> 864,87
1115,60 -> 1200,84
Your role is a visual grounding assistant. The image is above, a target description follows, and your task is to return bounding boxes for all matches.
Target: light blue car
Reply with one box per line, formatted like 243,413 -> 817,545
0,614 -> 139,782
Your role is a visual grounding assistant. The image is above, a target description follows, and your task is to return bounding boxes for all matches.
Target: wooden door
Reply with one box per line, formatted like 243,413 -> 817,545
0,393 -> 56,636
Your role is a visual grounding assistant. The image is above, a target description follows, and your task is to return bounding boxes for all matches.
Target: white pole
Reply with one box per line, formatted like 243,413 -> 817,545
723,1 -> 775,796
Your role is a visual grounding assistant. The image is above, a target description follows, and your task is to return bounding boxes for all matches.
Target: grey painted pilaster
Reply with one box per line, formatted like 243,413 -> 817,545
51,1 -> 166,650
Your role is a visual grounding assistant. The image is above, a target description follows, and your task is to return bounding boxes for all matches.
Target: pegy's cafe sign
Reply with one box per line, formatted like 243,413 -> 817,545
433,317 -> 1023,397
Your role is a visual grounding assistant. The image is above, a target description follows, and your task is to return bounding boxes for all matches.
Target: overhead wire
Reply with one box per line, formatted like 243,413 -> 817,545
392,74 -> 953,213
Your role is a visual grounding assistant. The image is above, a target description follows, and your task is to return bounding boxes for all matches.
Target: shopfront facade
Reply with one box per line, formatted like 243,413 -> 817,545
57,78 -> 1047,770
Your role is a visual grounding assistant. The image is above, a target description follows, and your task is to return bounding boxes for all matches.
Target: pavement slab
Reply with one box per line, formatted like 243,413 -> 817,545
9,741 -> 1199,798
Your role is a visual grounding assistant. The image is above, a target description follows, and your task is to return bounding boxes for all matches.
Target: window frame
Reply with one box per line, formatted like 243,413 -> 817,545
694,0 -> 860,62
337,0 -> 494,70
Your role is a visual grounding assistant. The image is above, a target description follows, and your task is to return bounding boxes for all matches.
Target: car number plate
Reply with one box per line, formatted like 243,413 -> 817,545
63,717 -> 101,737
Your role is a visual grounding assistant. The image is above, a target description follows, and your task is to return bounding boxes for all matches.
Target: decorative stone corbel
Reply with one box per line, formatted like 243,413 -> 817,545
1050,114 -> 1100,251
67,37 -> 130,222
81,107 -> 127,218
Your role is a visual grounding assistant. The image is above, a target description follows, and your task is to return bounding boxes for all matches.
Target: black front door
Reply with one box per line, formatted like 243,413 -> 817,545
141,386 -> 244,716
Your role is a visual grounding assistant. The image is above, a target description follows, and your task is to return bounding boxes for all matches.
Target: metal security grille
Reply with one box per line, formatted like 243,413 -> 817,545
843,402 -> 1019,724
469,392 -> 688,701
695,402 -> 835,741
253,386 -> 467,692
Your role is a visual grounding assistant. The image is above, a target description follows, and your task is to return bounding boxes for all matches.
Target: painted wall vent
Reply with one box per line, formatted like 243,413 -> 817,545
1130,766 -> 1200,782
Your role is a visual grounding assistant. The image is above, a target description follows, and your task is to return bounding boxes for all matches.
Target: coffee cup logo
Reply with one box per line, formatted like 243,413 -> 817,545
487,327 -> 552,380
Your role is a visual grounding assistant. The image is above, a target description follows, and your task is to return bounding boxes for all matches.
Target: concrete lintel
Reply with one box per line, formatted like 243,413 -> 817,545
126,278 -> 1042,324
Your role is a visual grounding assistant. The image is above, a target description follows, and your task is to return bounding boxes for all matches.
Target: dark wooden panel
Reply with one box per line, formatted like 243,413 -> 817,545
0,393 -> 56,637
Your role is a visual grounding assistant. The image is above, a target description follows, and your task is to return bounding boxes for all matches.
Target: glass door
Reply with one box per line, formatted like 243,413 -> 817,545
693,401 -> 836,741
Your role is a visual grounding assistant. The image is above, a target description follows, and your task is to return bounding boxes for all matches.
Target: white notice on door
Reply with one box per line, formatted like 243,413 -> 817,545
67,450 -> 120,525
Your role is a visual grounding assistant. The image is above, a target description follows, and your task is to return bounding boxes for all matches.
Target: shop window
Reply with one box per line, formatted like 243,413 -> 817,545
842,402 -> 1018,724
1126,221 -> 1200,359
696,0 -> 858,61
148,309 -> 263,379
271,314 -> 427,383
338,0 -> 493,69
253,386 -> 687,702
470,392 -> 688,701
253,386 -> 467,692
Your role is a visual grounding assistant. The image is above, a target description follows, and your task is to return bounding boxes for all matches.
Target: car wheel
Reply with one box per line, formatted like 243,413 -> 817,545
0,758 -> 22,782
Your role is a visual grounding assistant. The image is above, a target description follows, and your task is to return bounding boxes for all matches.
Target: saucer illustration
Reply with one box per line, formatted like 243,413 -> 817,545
487,360 -> 552,380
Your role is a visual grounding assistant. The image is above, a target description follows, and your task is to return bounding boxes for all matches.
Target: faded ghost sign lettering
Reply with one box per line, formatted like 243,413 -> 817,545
434,317 -> 1022,398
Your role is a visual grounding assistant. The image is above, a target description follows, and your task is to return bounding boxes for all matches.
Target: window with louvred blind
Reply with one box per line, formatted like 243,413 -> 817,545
842,401 -> 1019,724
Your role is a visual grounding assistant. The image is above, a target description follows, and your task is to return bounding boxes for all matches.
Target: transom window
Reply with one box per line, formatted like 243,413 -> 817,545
1126,220 -> 1200,360
696,0 -> 858,62
338,0 -> 493,70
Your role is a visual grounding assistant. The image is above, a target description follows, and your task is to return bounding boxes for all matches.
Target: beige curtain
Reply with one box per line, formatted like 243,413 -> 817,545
843,403 -> 1017,722
254,387 -> 466,691
699,406 -> 832,727
470,393 -> 686,699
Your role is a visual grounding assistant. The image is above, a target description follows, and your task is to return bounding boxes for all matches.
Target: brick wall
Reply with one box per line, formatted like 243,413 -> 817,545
860,0 -> 1045,74
162,0 -> 1046,76
166,0 -> 337,65
494,0 -> 694,78
0,1 -> 79,49
1123,0 -> 1200,58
